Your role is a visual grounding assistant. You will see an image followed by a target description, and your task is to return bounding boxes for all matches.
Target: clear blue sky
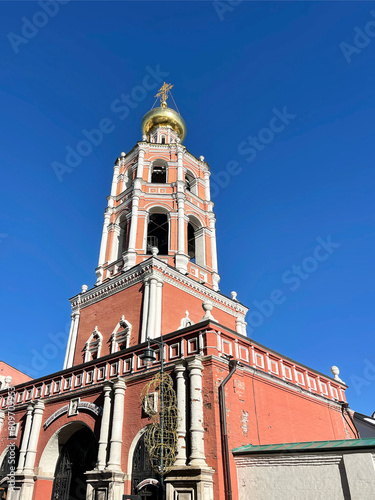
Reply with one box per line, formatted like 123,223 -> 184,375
1,1 -> 375,415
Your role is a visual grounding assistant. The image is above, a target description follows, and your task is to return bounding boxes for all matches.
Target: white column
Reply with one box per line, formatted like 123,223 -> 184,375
16,404 -> 34,473
106,378 -> 126,471
209,215 -> 220,291
177,146 -> 184,181
98,210 -> 112,267
141,280 -> 150,343
154,279 -> 163,338
204,169 -> 211,201
136,147 -> 145,180
123,193 -> 140,271
174,363 -> 187,466
209,216 -> 218,273
97,383 -> 112,470
110,164 -> 120,197
187,357 -> 207,467
175,146 -> 189,274
176,147 -> 185,253
127,194 -> 140,252
23,401 -> 45,474
63,310 -> 81,369
146,277 -> 158,339
177,197 -> 185,254
0,411 -> 4,432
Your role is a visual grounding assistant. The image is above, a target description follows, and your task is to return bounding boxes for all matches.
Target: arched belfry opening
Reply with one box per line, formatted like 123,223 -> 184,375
151,160 -> 167,183
185,170 -> 198,196
147,210 -> 169,255
188,222 -> 196,262
51,426 -> 97,500
118,215 -> 128,258
187,215 -> 205,267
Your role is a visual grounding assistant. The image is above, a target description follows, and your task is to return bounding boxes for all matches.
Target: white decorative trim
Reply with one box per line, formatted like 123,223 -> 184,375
44,405 -> 69,429
234,453 -> 343,467
78,401 -> 102,416
70,258 -> 247,319
84,326 -> 103,362
178,310 -> 194,330
68,398 -> 80,416
110,315 -> 132,353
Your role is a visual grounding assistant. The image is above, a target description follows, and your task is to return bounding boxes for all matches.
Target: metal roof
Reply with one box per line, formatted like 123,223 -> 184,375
233,437 -> 375,455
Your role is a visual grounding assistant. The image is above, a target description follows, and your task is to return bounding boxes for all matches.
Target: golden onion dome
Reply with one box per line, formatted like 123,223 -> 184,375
141,103 -> 187,143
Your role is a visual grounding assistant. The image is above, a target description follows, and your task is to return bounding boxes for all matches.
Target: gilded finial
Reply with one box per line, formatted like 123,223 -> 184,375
155,82 -> 174,108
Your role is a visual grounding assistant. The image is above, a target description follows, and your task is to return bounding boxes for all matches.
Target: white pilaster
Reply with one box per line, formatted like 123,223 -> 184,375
128,194 -> 140,251
187,357 -> 207,467
204,169 -> 211,201
110,164 -> 120,197
123,192 -> 140,271
208,215 -> 220,291
136,147 -> 145,180
177,146 -> 184,181
141,280 -> 150,343
208,216 -> 218,272
154,279 -> 163,338
23,401 -> 44,474
174,362 -> 187,466
16,404 -> 34,473
97,383 -> 112,470
0,411 -> 4,432
146,277 -> 158,339
98,209 -> 112,268
106,378 -> 126,472
63,310 -> 81,370
177,197 -> 185,254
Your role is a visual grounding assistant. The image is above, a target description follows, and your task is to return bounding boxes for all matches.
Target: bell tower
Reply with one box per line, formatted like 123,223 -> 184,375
64,84 -> 247,370
95,83 -> 220,291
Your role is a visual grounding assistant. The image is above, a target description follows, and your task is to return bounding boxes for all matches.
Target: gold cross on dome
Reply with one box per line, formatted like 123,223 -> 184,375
155,82 -> 174,106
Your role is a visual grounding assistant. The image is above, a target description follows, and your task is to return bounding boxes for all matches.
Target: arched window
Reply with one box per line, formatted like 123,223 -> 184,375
147,213 -> 169,255
151,160 -> 167,183
185,171 -> 198,195
84,327 -> 103,362
161,135 -> 166,144
187,216 -> 205,267
110,316 -> 132,353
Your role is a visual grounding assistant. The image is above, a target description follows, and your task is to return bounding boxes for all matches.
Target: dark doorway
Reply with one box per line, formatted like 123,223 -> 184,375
131,433 -> 159,500
147,213 -> 169,255
51,427 -> 97,500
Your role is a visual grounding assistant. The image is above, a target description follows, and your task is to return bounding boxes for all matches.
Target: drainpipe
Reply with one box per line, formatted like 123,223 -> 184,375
340,401 -> 360,438
219,358 -> 239,500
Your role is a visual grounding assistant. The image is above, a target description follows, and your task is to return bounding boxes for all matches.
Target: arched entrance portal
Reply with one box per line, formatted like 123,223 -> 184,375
0,447 -> 19,499
51,427 -> 97,500
131,432 -> 159,500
